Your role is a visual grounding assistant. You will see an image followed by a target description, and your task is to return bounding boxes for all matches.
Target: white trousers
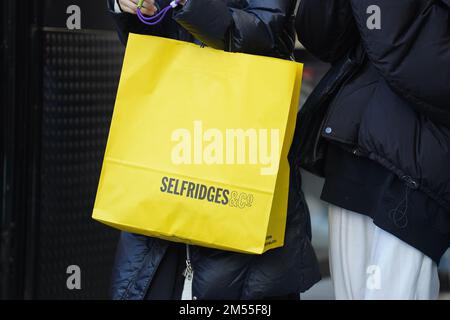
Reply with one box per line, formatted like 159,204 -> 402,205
328,205 -> 440,300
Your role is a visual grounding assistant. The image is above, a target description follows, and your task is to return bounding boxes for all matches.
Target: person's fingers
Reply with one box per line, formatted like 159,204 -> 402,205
120,5 -> 136,14
119,0 -> 136,12
142,0 -> 156,8
141,0 -> 158,15
140,7 -> 157,16
121,0 -> 157,16
119,0 -> 138,14
122,5 -> 137,14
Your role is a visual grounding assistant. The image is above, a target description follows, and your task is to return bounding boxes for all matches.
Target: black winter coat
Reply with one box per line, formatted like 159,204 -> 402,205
295,0 -> 450,261
107,0 -> 321,299
112,0 -> 297,59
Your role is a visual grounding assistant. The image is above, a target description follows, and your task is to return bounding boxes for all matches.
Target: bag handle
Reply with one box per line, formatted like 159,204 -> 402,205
137,0 -> 180,25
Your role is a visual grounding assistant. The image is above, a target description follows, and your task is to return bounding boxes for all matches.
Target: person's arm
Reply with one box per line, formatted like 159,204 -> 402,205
107,0 -> 178,45
295,0 -> 359,63
173,0 -> 297,57
349,0 -> 450,124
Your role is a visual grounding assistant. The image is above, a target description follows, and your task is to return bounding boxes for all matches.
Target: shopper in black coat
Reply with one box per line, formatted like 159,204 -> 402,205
107,0 -> 320,300
295,0 -> 450,299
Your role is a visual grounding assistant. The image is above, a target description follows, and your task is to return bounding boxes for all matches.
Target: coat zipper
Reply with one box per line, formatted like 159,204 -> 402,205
183,244 -> 194,281
313,52 -> 365,161
313,82 -> 347,161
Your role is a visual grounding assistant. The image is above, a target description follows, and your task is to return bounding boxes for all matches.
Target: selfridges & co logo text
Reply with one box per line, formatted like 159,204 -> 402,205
160,176 -> 254,209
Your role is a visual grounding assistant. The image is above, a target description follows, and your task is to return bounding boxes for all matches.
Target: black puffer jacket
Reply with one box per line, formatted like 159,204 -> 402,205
112,0 -> 297,58
295,0 -> 450,261
107,0 -> 320,299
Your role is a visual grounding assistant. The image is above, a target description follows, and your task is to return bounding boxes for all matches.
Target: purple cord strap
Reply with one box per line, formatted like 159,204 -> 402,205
137,0 -> 180,25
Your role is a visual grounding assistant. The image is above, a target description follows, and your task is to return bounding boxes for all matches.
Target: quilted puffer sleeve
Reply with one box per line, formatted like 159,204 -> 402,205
173,0 -> 297,58
295,0 -> 359,63
350,0 -> 450,126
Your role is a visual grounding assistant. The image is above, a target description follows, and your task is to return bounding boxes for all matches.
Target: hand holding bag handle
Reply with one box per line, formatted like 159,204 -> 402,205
135,0 -> 234,53
136,0 -> 180,25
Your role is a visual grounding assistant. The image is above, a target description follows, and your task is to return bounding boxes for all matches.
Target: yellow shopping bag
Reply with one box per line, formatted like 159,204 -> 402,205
93,34 -> 302,254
